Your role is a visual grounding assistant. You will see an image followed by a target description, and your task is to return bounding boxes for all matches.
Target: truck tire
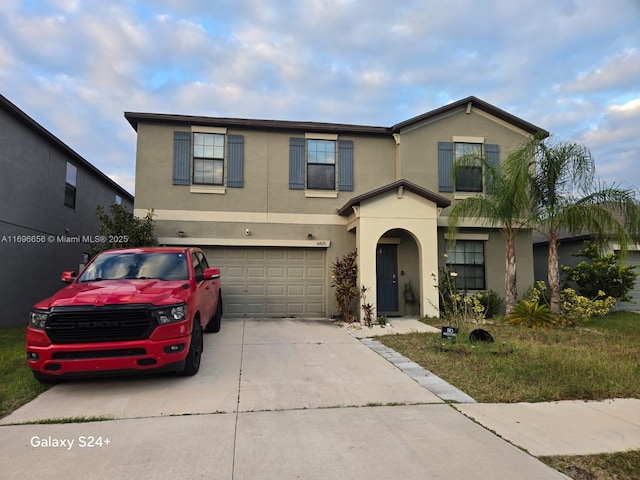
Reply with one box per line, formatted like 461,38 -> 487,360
205,297 -> 222,333
179,318 -> 203,376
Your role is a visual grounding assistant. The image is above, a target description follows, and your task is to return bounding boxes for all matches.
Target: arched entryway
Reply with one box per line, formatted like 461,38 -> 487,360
376,229 -> 421,316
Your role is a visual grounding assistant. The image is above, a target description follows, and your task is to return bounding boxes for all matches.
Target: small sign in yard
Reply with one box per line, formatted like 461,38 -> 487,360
441,326 -> 458,340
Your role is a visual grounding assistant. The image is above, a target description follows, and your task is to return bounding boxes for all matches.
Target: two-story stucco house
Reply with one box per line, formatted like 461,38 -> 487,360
0,93 -> 134,328
126,96 -> 547,319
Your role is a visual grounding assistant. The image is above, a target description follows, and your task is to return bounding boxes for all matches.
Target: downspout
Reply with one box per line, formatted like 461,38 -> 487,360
393,133 -> 401,180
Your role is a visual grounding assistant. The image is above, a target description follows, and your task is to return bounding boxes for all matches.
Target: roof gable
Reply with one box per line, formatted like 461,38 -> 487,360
392,96 -> 548,136
337,179 -> 450,216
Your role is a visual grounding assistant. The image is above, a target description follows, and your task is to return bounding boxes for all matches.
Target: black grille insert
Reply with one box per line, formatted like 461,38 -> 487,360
52,348 -> 147,360
46,306 -> 156,344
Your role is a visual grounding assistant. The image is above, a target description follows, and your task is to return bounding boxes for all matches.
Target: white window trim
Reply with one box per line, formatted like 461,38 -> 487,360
305,132 -> 338,140
190,186 -> 226,195
453,136 -> 484,144
191,125 -> 227,134
305,190 -> 338,198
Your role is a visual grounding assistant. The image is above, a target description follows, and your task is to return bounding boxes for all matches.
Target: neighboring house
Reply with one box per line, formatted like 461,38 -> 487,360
126,96 -> 546,319
0,93 -> 134,328
533,233 -> 640,311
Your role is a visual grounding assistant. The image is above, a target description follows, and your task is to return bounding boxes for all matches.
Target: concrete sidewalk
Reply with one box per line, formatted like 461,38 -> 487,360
347,317 -> 640,458
0,317 -> 636,479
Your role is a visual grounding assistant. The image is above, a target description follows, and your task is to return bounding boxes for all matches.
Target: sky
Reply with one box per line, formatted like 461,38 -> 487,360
1,0 -> 639,196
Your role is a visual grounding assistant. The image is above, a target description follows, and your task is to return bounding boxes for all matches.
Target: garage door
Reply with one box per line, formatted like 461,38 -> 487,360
615,251 -> 640,312
203,247 -> 327,317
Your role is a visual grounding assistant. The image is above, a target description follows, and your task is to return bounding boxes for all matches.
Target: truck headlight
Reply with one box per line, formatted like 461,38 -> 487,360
29,311 -> 48,329
154,304 -> 188,325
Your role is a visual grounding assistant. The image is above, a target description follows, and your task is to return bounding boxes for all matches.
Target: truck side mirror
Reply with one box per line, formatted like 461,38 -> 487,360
61,271 -> 77,283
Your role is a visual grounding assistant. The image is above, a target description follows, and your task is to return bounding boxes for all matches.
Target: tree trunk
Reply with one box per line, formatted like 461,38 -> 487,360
505,236 -> 517,315
548,231 -> 561,314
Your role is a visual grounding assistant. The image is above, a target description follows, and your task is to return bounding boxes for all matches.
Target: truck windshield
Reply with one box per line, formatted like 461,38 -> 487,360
78,252 -> 189,282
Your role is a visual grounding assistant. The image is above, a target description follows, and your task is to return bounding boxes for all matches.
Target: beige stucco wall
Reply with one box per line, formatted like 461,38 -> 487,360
132,104 -> 539,319
134,123 -> 396,216
398,105 -> 532,196
353,189 -> 441,319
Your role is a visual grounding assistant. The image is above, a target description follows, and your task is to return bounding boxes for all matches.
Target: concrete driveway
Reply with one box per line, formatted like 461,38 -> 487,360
0,318 -> 566,479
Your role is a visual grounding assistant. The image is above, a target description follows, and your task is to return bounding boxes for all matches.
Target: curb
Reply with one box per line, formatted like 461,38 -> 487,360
360,337 -> 477,404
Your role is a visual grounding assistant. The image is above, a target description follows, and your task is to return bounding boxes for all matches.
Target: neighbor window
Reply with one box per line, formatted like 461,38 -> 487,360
455,143 -> 482,192
193,133 -> 224,185
65,162 -> 77,208
446,240 -> 485,290
307,139 -> 336,190
115,195 -> 122,205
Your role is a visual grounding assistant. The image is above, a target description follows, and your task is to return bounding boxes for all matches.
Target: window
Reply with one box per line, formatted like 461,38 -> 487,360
191,252 -> 204,278
446,240 -> 485,290
455,143 -> 482,192
193,133 -> 224,185
115,195 -> 122,205
65,162 -> 77,208
438,141 -> 499,194
307,139 -> 336,190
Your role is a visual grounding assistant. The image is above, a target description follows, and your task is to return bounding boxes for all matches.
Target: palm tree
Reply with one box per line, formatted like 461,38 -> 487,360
513,134 -> 640,314
447,149 -> 534,315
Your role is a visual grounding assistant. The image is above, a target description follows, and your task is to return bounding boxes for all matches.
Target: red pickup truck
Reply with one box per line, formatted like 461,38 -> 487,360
26,247 -> 222,382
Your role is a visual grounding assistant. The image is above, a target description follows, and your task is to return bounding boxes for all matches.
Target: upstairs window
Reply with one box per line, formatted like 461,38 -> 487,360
65,162 -> 77,209
193,133 -> 224,185
455,143 -> 482,192
307,139 -> 336,190
437,141 -> 499,194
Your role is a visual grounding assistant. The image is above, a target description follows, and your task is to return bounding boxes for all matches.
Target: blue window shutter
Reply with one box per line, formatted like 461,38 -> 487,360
227,135 -> 244,188
338,140 -> 354,191
173,131 -> 191,185
485,144 -> 500,193
289,137 -> 305,189
438,141 -> 454,192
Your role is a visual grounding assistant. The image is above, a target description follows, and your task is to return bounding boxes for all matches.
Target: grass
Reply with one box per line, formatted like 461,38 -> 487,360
379,312 -> 640,403
539,450 -> 640,480
0,326 -> 50,419
379,312 -> 640,479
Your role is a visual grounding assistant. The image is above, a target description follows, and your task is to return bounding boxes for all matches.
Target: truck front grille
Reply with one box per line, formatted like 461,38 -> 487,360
46,307 -> 156,344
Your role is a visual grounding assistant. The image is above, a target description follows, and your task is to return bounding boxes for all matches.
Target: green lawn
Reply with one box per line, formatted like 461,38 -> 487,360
378,312 -> 640,403
378,312 -> 640,479
0,326 -> 49,419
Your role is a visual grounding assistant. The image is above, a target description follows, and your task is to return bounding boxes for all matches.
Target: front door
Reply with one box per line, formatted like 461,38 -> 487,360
376,244 -> 398,312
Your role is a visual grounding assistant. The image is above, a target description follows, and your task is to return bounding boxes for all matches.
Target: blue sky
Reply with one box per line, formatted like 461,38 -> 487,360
1,0 -> 639,195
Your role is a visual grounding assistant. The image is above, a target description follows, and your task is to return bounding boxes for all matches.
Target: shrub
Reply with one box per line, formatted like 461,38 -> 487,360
330,251 -> 358,323
560,288 -> 616,326
433,264 -> 503,324
561,241 -> 637,302
517,281 -> 616,328
476,290 -> 504,319
506,300 -> 556,328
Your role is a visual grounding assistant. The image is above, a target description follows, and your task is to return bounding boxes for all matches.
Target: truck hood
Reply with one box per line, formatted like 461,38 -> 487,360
34,279 -> 191,309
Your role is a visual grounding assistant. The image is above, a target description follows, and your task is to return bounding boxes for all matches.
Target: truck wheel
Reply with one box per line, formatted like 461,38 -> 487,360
179,318 -> 203,376
205,297 -> 222,333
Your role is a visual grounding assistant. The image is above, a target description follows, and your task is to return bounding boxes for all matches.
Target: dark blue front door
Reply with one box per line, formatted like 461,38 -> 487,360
376,244 -> 398,312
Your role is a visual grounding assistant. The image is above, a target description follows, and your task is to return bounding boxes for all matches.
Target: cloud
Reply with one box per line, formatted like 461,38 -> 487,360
0,0 -> 638,193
